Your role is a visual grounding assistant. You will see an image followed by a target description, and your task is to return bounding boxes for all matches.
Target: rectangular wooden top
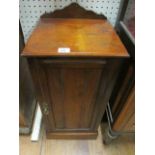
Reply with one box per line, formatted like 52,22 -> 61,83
22,18 -> 129,57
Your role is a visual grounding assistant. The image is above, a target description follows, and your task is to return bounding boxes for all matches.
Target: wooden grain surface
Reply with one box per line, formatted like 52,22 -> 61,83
113,86 -> 135,132
22,18 -> 128,57
28,58 -> 122,138
19,124 -> 135,155
41,3 -> 107,20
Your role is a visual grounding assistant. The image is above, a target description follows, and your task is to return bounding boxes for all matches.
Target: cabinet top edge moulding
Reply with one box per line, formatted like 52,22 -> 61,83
22,3 -> 129,58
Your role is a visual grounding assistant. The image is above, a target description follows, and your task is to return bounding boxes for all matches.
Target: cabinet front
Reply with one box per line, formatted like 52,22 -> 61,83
29,58 -> 121,138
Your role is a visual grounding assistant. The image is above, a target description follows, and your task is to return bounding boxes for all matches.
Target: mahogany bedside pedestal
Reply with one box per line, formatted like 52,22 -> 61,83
22,17 -> 128,139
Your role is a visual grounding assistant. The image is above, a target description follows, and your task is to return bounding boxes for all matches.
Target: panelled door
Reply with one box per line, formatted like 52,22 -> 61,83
29,58 -> 121,133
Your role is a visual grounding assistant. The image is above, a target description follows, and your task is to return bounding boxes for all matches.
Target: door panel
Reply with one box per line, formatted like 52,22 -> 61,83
39,60 -> 105,131
45,67 -> 102,129
28,57 -> 122,138
30,58 -> 122,134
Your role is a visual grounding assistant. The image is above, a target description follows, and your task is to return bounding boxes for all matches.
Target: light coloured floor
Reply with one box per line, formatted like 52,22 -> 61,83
20,124 -> 135,155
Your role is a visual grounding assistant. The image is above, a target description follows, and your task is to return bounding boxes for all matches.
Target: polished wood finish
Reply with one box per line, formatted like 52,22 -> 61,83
46,131 -> 98,139
113,86 -> 135,132
108,60 -> 135,133
102,66 -> 134,144
19,21 -> 36,134
22,18 -> 128,57
22,4 -> 128,139
41,3 -> 107,20
111,63 -> 134,118
20,125 -> 135,155
28,57 -> 123,138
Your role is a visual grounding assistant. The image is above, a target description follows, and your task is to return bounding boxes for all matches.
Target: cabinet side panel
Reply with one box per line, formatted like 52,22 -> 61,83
91,59 -> 123,129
